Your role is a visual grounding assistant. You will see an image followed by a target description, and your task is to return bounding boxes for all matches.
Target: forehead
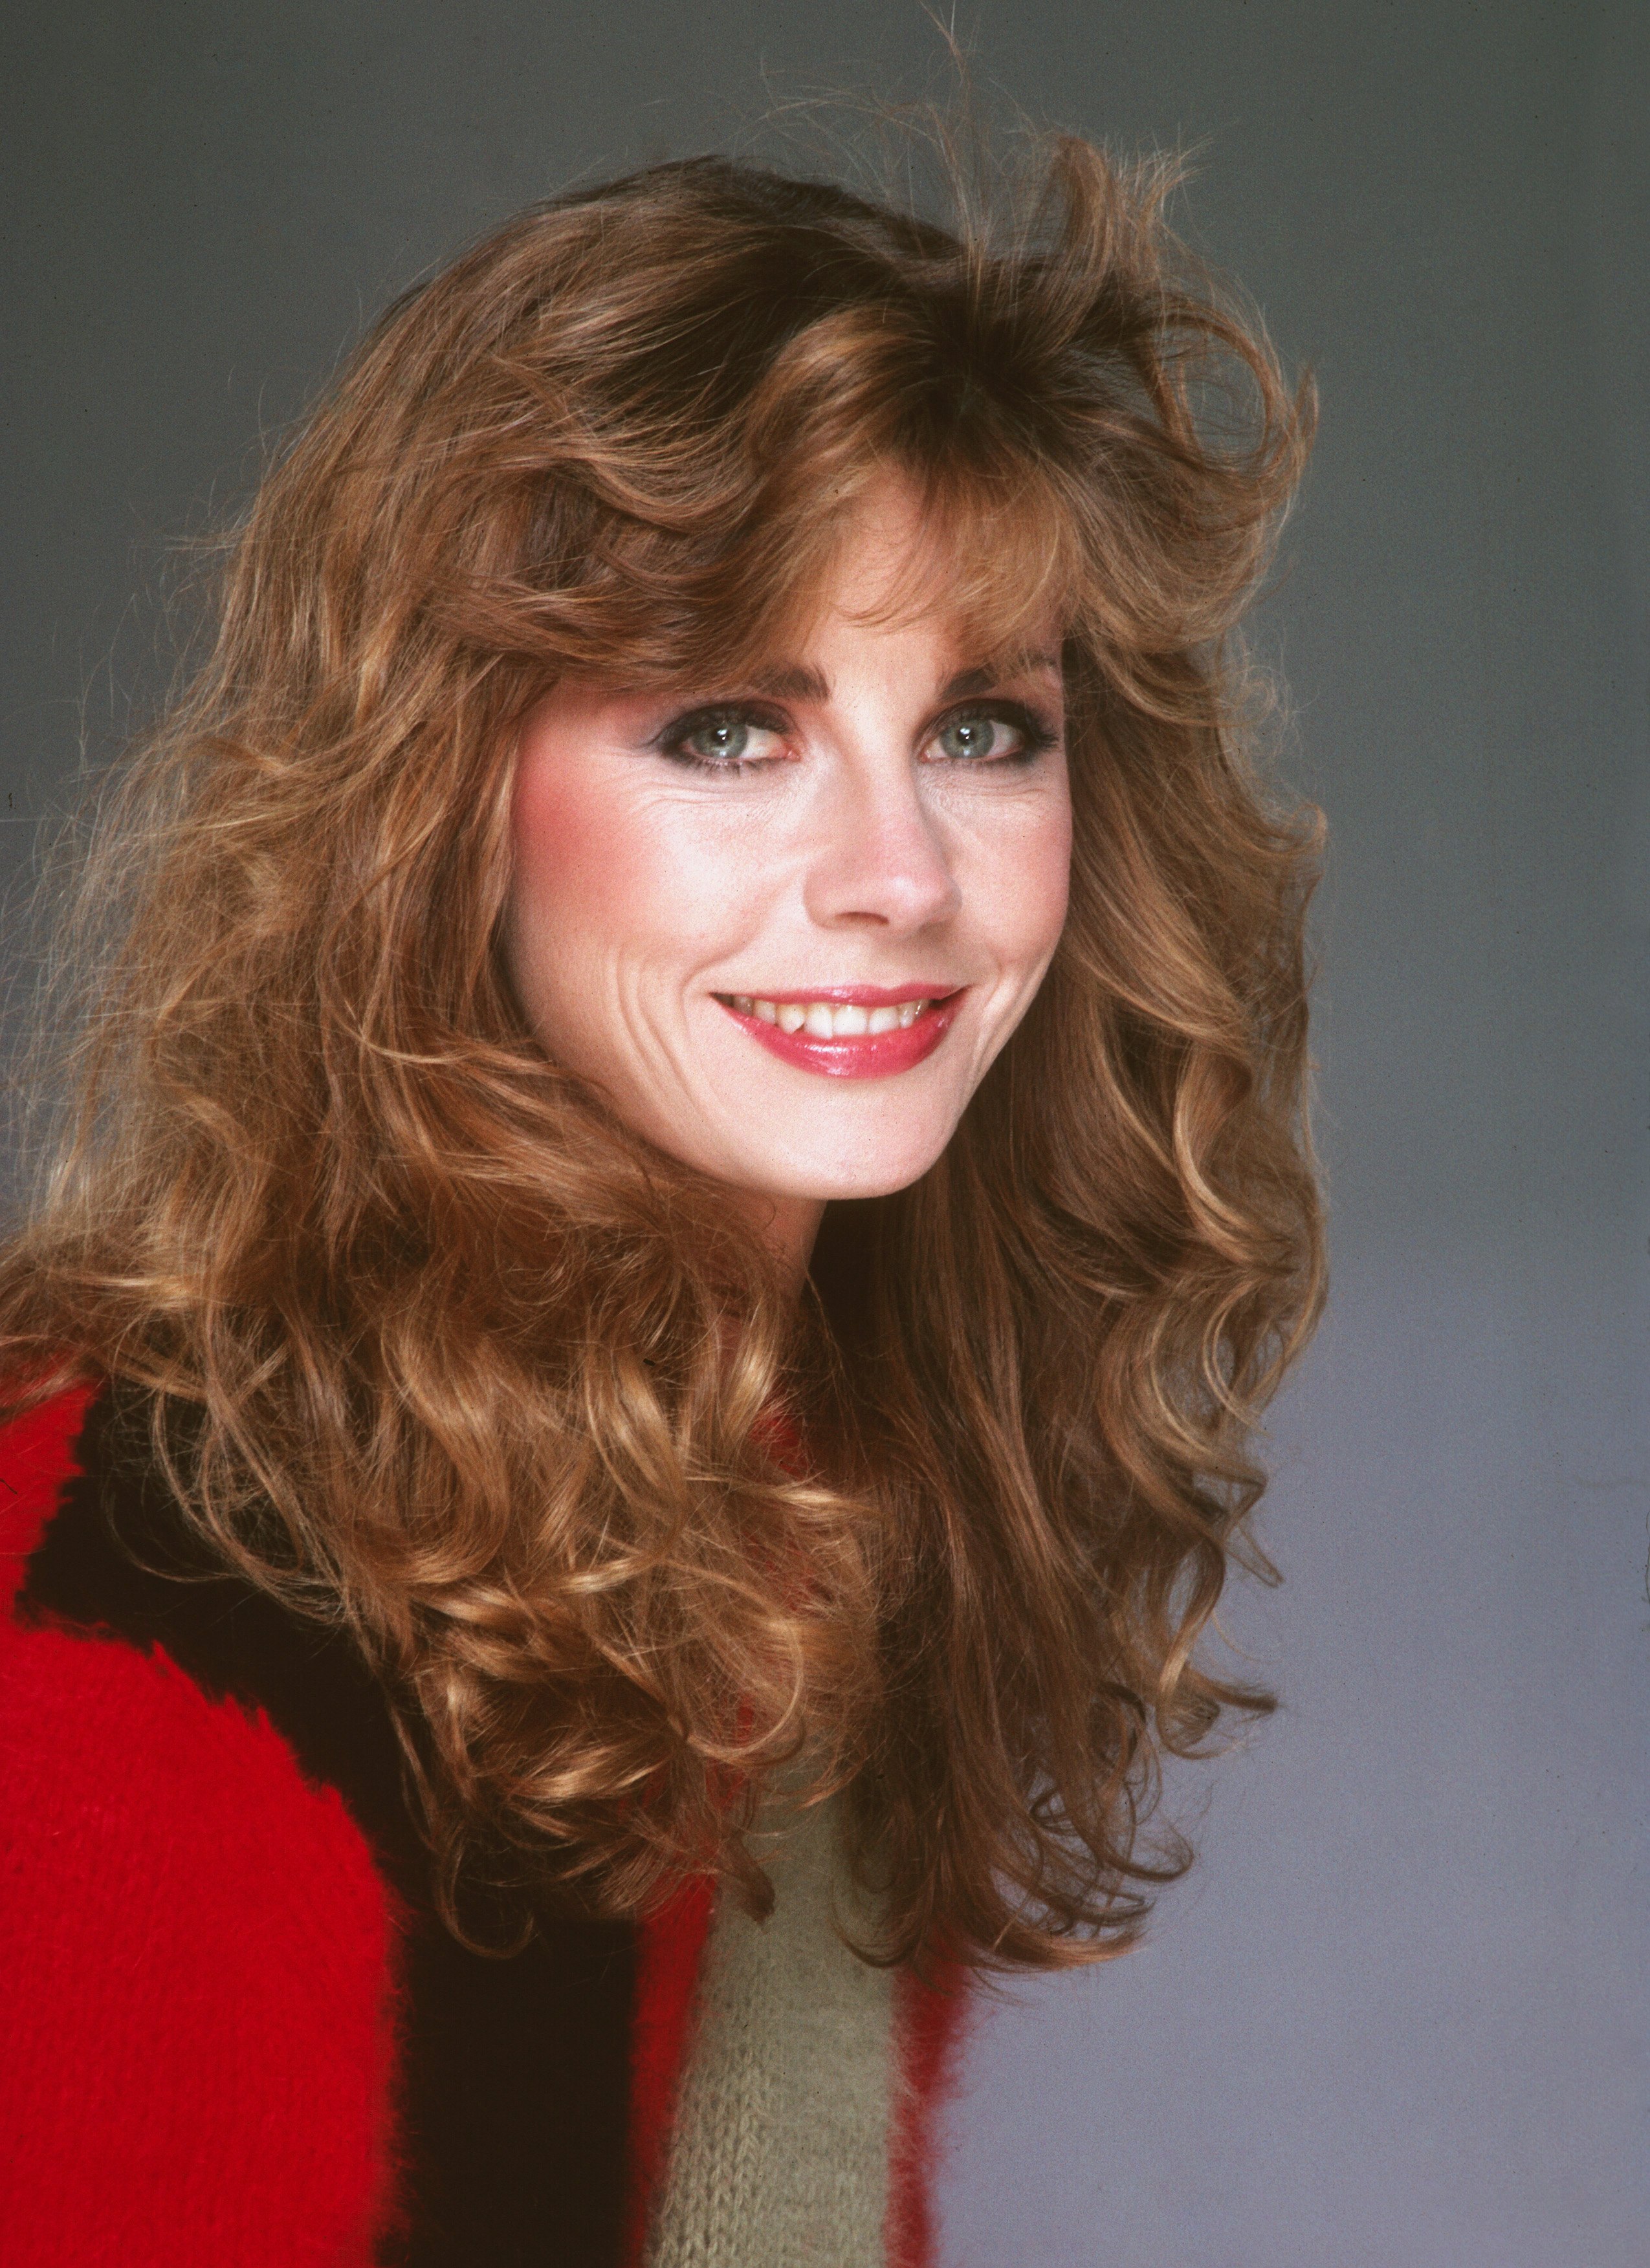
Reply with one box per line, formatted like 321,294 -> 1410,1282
771,473 -> 1073,671
732,646 -> 1064,711
537,462 -> 1079,704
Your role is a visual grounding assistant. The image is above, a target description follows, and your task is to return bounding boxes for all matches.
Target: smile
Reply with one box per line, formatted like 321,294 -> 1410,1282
713,987 -> 965,1078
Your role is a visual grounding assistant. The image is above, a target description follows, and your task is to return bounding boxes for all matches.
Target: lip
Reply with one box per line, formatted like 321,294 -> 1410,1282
725,983 -> 954,1007
714,987 -> 966,1079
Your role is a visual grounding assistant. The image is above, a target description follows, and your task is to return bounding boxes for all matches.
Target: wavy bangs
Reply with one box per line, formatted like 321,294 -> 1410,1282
0,131 -> 1321,1971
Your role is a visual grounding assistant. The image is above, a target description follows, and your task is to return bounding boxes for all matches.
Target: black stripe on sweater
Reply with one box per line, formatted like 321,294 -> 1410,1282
17,1383 -> 637,2268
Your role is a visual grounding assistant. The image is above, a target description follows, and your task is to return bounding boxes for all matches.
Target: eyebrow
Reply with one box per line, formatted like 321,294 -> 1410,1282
939,649 -> 1063,701
742,647 -> 1062,706
747,662 -> 831,702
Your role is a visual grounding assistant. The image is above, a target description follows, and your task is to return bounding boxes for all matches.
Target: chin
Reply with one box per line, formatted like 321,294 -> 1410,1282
761,1142 -> 954,1205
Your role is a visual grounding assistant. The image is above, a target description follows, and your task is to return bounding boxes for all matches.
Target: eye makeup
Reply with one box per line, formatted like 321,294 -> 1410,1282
650,701 -> 793,772
650,693 -> 1059,773
923,699 -> 1057,767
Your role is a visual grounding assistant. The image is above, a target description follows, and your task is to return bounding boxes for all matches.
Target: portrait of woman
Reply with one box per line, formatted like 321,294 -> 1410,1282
0,119 -> 1320,2267
2,6 -> 1642,2266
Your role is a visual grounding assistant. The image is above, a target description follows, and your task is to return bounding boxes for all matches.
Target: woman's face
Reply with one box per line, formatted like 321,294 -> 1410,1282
506,479 -> 1072,1248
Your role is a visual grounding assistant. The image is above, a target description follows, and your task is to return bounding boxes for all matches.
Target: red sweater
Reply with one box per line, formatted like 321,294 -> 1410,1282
0,1384 -> 962,2266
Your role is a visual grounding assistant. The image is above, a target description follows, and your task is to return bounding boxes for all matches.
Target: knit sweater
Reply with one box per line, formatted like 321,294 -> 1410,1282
0,1382 -> 965,2267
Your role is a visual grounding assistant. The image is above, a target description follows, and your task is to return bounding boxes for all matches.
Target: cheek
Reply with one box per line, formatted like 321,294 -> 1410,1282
511,761 -> 644,977
507,750 -> 762,1023
983,794 -> 1073,970
1037,804 -> 1075,943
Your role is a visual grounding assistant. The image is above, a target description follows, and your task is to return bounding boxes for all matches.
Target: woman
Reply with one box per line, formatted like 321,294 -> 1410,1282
0,138 -> 1321,2265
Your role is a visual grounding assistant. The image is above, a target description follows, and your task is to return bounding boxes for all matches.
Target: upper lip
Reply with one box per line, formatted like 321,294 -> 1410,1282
716,983 -> 965,1006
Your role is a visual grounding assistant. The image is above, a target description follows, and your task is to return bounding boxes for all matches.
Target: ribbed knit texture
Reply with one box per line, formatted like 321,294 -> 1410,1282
646,1796 -> 897,2268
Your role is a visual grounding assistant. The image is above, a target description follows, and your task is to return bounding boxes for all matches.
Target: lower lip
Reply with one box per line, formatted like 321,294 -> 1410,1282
716,994 -> 963,1078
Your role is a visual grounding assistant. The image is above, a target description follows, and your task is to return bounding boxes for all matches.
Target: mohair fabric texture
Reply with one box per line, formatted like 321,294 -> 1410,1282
0,1385 -> 966,2266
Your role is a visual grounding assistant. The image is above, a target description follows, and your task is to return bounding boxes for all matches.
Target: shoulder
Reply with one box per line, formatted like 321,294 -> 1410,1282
0,1379 -> 391,1939
0,1384 -> 399,2263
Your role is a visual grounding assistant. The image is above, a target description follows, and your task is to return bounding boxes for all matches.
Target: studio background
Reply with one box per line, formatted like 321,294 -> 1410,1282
3,5 -> 1644,2262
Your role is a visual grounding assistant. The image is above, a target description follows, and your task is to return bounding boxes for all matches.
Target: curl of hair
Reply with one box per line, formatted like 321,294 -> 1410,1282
0,131 -> 1322,1971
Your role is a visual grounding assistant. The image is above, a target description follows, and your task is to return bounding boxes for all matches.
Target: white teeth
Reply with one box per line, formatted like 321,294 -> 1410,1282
734,995 -> 940,1036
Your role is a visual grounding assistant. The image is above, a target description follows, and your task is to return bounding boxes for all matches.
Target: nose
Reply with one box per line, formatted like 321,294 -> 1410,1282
800,754 -> 963,935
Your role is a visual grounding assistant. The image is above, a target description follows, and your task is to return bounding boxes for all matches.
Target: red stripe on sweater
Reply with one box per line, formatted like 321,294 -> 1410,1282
0,1379 -> 96,1601
886,1957 -> 971,2268
623,1871 -> 717,2265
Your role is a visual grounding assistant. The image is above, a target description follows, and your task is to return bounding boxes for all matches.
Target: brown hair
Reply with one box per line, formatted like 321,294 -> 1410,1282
0,135 -> 1321,1971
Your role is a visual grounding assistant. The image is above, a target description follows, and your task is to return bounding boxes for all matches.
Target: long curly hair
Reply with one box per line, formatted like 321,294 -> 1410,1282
0,134 -> 1322,1972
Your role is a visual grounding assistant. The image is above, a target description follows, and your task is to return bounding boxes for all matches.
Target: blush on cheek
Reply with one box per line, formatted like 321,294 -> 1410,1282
511,762 -> 625,930
505,737 -> 631,1047
509,767 -> 700,1052
512,700 -> 770,986
507,710 -> 749,1069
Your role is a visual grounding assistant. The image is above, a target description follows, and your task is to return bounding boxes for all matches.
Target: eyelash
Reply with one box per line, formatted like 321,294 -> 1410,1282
652,699 -> 1058,772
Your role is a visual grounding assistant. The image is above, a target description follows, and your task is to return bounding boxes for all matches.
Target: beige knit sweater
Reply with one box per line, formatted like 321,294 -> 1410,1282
645,1797 -> 902,2267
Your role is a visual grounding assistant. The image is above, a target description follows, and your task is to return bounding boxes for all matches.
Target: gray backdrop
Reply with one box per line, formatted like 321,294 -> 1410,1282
3,4 -> 1645,2261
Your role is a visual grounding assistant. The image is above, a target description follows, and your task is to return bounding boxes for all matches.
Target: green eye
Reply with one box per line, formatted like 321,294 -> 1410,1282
944,716 -> 994,762
927,701 -> 1055,767
657,704 -> 790,769
936,715 -> 1007,761
685,717 -> 751,762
